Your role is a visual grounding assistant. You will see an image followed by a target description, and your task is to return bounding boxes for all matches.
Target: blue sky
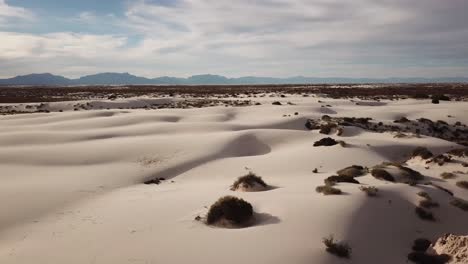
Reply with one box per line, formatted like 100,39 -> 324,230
1,0 -> 468,78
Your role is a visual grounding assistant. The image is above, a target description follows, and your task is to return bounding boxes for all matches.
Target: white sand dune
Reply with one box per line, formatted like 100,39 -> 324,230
1,96 -> 467,264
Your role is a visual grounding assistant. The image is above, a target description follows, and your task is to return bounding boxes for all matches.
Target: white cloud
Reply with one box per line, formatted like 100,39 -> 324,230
1,0 -> 468,78
0,0 -> 33,26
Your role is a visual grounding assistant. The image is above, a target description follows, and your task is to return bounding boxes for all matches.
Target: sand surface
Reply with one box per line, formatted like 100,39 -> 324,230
1,95 -> 467,264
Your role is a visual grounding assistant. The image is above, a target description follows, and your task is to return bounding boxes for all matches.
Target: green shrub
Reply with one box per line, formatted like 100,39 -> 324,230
316,185 -> 342,195
323,235 -> 351,259
206,196 -> 253,226
359,186 -> 379,197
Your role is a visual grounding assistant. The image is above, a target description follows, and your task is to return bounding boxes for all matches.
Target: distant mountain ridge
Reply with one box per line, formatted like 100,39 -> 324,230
1,73 -> 468,85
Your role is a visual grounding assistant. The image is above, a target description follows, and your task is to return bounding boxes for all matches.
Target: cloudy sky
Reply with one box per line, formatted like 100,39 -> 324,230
1,0 -> 467,78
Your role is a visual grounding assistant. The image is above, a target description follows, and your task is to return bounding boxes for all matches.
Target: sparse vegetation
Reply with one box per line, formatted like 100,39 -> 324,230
440,172 -> 456,179
206,196 -> 253,227
359,186 -> 379,197
415,206 -> 435,221
337,165 -> 366,178
230,172 -> 268,191
455,181 -> 468,189
417,191 -> 431,200
316,185 -> 342,195
412,147 -> 433,159
407,251 -> 451,264
412,238 -> 431,252
371,168 -> 395,182
450,198 -> 468,211
313,137 -> 339,147
325,175 -> 360,185
322,235 -> 351,259
419,199 -> 440,209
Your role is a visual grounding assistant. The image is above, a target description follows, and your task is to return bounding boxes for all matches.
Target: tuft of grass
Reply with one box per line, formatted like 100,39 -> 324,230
230,172 -> 268,191
415,207 -> 435,221
359,186 -> 379,197
323,235 -> 351,259
440,172 -> 456,179
450,198 -> 468,211
316,185 -> 342,195
206,196 -> 253,226
455,181 -> 468,189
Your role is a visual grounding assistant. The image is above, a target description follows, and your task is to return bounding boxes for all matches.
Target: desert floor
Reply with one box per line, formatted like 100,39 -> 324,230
0,94 -> 467,264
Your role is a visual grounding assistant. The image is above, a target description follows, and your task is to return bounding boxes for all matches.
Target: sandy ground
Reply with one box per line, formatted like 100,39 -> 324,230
0,95 -> 467,264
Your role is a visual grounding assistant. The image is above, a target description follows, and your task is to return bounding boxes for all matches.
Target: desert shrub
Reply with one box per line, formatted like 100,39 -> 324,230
440,172 -> 456,179
206,196 -> 253,226
407,252 -> 451,264
305,119 -> 320,130
431,94 -> 450,101
450,198 -> 468,211
371,168 -> 395,182
325,175 -> 360,185
417,191 -> 431,200
337,165 -> 366,178
412,238 -> 432,252
272,101 -> 282,105
456,181 -> 468,189
313,137 -> 338,147
316,185 -> 342,195
419,199 -> 439,209
230,172 -> 268,191
415,207 -> 435,221
447,148 -> 468,157
412,147 -> 433,159
359,186 -> 379,197
323,235 -> 351,259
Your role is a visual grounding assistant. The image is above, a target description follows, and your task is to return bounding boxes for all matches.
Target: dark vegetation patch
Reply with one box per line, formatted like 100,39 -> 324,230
371,168 -> 395,182
337,165 -> 366,177
230,172 -> 268,191
415,207 -> 436,221
206,196 -> 253,227
323,235 -> 351,259
440,172 -> 456,179
407,252 -> 451,264
359,186 -> 379,197
450,198 -> 468,211
412,238 -> 432,252
144,177 -> 166,185
455,181 -> 468,189
313,137 -> 339,147
324,175 -> 360,185
316,185 -> 342,195
412,147 -> 434,160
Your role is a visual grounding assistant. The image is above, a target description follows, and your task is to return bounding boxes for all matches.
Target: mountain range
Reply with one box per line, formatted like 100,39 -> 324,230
1,73 -> 468,85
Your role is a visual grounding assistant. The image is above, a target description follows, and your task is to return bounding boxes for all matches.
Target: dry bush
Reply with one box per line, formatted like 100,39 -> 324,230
450,198 -> 468,211
412,147 -> 434,159
323,235 -> 351,259
412,238 -> 431,252
359,186 -> 379,197
313,137 -> 339,147
325,175 -> 360,185
316,185 -> 342,195
415,207 -> 435,221
337,165 -> 366,178
371,168 -> 395,182
456,181 -> 468,189
440,172 -> 456,179
206,196 -> 253,226
230,172 -> 268,191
